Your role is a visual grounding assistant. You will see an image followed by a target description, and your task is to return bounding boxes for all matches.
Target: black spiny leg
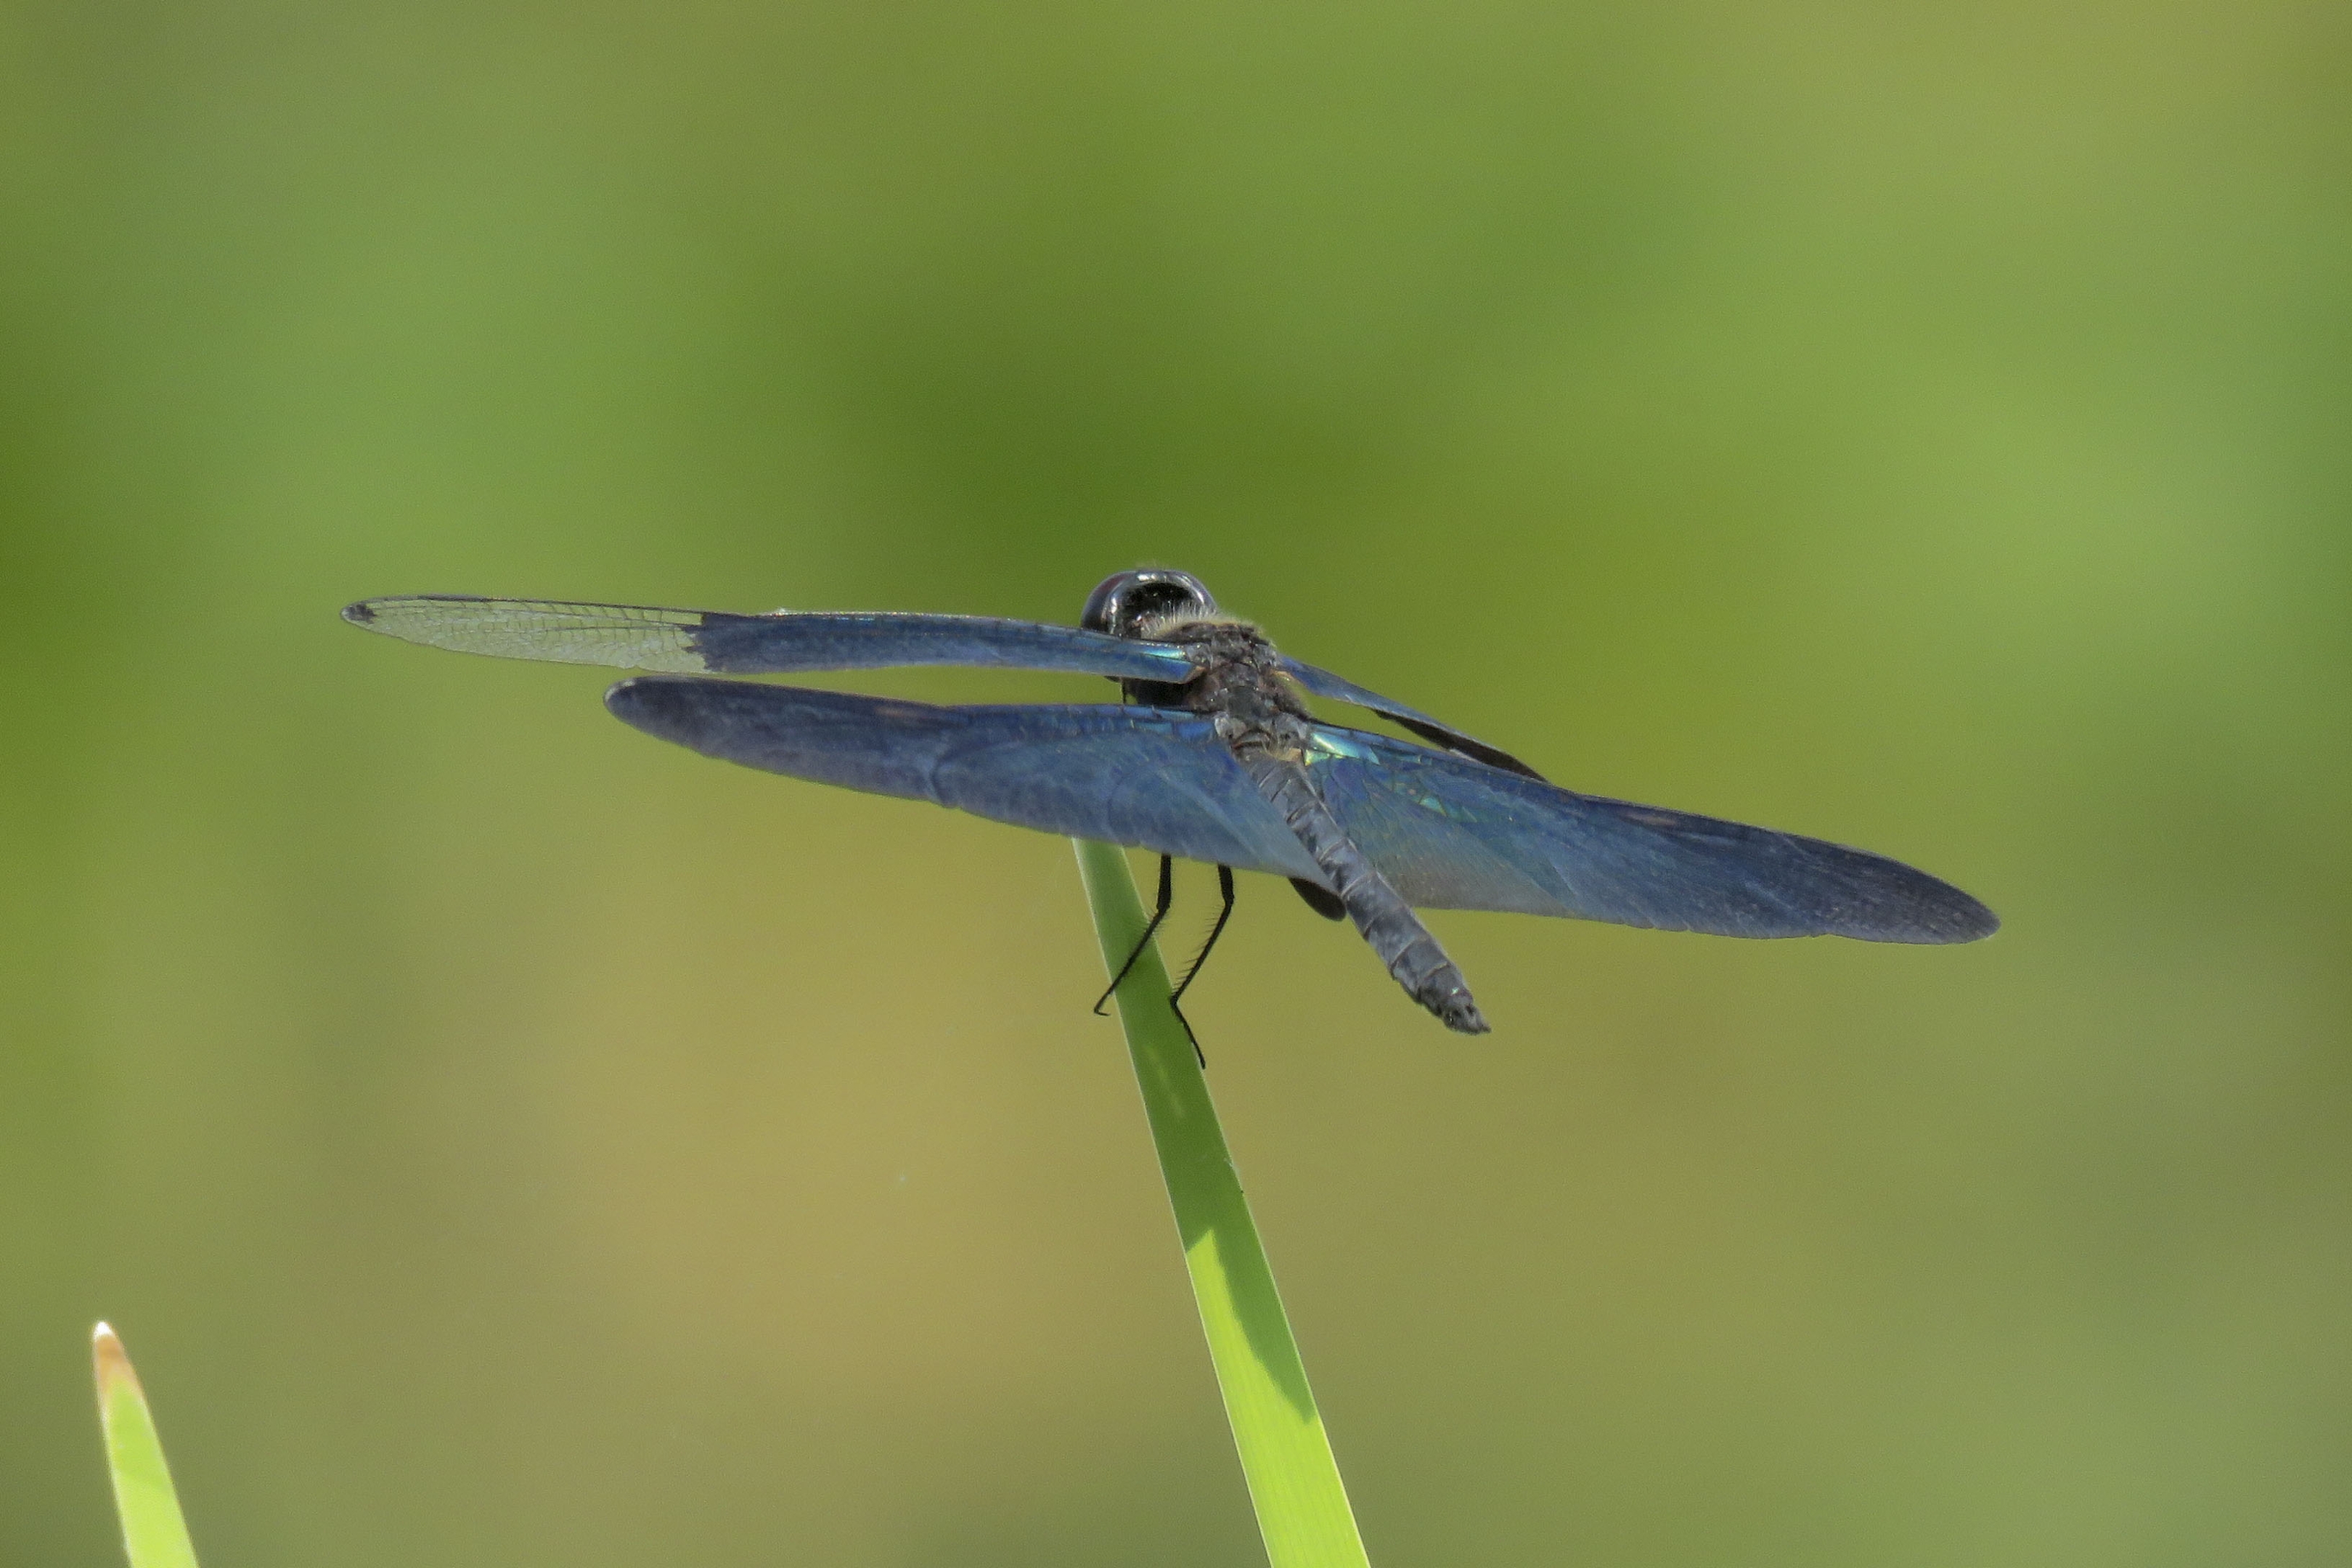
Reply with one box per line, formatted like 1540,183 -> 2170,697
1172,865 -> 1237,1008
1167,865 -> 1236,1068
1095,854 -> 1176,1015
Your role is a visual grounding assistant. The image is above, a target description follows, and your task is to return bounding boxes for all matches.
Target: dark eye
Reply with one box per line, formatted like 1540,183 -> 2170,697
1081,569 -> 1217,637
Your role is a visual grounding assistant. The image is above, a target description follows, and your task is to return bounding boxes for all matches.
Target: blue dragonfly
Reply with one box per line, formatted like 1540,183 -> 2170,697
343,568 -> 1996,1033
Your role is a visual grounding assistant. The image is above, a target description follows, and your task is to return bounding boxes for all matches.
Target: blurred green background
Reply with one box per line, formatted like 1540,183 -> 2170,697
4,1 -> 2347,1564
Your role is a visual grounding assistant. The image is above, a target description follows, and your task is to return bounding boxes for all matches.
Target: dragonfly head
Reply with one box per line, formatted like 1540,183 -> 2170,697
1082,569 -> 1218,640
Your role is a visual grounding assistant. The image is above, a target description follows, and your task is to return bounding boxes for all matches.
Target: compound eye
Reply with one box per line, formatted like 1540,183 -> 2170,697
1080,569 -> 1217,637
1079,571 -> 1139,634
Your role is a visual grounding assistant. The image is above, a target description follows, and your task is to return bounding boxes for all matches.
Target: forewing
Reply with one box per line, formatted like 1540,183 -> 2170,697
1305,727 -> 1998,942
603,677 -> 1323,881
344,595 -> 1200,682
1280,658 -> 1543,779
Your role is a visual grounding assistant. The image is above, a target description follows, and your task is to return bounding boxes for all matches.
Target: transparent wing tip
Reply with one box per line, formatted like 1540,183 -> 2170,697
342,593 -> 490,632
336,595 -> 706,670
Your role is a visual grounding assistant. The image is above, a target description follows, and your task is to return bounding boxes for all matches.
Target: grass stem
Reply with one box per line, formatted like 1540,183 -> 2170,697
92,1323 -> 203,1568
1073,841 -> 1371,1568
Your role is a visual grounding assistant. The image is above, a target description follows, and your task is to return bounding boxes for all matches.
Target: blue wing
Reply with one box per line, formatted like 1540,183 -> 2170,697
338,597 -> 1555,776
1303,727 -> 1997,942
1281,657 -> 1543,779
604,676 -> 1322,881
604,677 -> 1995,944
343,595 -> 1200,683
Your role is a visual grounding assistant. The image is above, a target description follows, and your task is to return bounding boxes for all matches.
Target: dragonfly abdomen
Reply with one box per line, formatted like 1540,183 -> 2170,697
1241,748 -> 1489,1035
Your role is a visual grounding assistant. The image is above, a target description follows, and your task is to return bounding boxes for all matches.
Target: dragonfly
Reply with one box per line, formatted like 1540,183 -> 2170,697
343,568 -> 1997,1034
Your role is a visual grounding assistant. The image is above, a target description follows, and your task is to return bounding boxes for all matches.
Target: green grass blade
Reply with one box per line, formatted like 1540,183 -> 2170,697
91,1324 -> 203,1568
1073,841 -> 1372,1568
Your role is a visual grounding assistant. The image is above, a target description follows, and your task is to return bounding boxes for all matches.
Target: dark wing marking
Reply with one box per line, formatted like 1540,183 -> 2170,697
1279,658 -> 1543,779
343,595 -> 1201,683
1304,727 -> 1998,942
603,676 -> 1323,882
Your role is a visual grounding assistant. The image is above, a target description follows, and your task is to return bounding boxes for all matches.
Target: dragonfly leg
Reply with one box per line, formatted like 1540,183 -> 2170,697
1095,854 -> 1176,1015
1168,995 -> 1209,1071
1172,865 -> 1236,1006
1164,864 -> 1234,1071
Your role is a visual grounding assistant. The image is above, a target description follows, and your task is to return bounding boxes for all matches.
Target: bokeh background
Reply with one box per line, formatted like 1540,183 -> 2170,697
4,1 -> 2348,1564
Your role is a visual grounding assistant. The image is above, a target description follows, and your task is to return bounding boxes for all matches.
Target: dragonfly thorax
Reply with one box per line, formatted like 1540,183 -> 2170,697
1156,620 -> 1315,764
